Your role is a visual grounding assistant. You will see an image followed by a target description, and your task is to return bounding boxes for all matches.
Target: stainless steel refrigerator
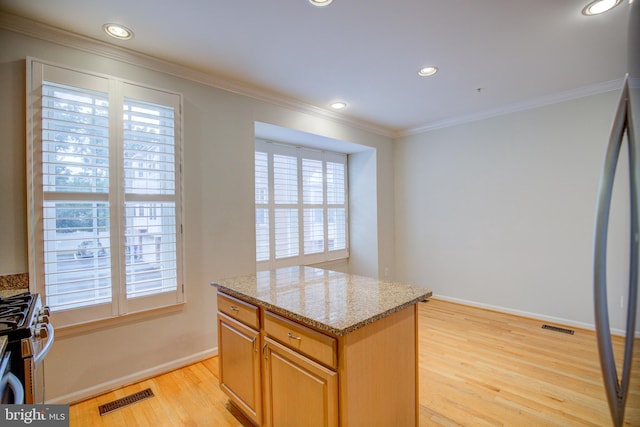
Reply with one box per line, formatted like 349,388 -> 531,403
593,2 -> 640,426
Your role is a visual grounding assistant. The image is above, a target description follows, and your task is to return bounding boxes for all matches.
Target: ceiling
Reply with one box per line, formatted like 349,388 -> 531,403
0,0 -> 631,135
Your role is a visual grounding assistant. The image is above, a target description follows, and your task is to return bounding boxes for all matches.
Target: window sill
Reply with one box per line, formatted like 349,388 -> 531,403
306,257 -> 349,271
52,302 -> 186,339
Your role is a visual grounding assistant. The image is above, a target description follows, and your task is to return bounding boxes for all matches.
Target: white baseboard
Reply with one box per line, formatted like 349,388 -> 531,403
47,347 -> 218,404
432,294 -> 635,338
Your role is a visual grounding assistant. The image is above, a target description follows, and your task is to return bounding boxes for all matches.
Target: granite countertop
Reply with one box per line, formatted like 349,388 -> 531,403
211,266 -> 432,337
0,273 -> 29,299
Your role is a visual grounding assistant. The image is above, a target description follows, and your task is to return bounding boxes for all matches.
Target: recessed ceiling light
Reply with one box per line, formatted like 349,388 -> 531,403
330,101 -> 347,110
103,23 -> 134,40
309,0 -> 333,6
582,0 -> 622,15
418,66 -> 438,77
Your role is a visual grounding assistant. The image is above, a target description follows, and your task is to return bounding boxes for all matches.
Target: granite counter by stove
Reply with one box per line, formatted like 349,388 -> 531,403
211,266 -> 431,426
0,273 -> 29,298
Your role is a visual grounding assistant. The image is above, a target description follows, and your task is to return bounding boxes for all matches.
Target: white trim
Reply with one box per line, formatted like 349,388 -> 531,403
26,58 -> 38,294
46,347 -> 218,404
402,79 -> 624,136
432,294 -> 638,338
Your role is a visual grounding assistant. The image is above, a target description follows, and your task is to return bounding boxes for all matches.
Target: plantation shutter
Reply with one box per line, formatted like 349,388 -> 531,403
326,157 -> 347,251
29,60 -> 184,327
255,151 -> 270,262
273,149 -> 299,259
255,140 -> 348,269
41,78 -> 113,315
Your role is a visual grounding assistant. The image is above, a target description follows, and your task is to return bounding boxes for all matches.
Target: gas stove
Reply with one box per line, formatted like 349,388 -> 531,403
0,292 -> 53,404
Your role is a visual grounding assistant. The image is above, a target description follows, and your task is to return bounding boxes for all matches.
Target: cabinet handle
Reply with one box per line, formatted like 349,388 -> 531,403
287,332 -> 301,341
262,343 -> 268,360
252,336 -> 257,353
229,306 -> 240,312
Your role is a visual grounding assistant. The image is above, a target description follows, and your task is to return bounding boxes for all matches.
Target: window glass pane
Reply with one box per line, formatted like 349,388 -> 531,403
123,98 -> 176,195
256,208 -> 270,262
303,158 -> 323,204
42,82 -> 109,193
43,201 -> 111,311
328,208 -> 346,250
304,208 -> 324,254
273,154 -> 297,204
275,208 -> 298,259
125,202 -> 177,298
327,161 -> 345,204
255,151 -> 269,204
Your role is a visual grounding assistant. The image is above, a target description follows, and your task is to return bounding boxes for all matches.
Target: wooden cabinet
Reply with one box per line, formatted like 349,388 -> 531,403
216,290 -> 418,426
217,300 -> 262,426
262,337 -> 338,427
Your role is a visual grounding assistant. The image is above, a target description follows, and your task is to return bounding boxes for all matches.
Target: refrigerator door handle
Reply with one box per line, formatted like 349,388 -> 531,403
593,75 -> 639,427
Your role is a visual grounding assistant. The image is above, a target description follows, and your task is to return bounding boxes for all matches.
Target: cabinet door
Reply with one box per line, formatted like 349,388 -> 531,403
263,337 -> 338,427
218,312 -> 262,425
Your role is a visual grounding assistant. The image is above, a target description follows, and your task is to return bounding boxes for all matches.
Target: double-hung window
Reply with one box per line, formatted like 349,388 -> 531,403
255,140 -> 348,269
27,59 -> 184,327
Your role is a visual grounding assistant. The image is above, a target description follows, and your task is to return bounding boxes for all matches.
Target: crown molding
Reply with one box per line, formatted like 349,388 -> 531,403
400,78 -> 624,137
0,11 -> 394,139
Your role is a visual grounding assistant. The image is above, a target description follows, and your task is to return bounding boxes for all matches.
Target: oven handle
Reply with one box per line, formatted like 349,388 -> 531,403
34,322 -> 55,365
5,372 -> 24,404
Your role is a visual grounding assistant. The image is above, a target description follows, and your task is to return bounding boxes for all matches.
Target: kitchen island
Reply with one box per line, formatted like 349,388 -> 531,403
211,266 -> 431,427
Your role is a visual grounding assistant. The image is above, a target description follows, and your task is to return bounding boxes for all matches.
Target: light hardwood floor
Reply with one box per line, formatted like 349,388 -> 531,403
69,299 -> 640,426
418,299 -> 639,426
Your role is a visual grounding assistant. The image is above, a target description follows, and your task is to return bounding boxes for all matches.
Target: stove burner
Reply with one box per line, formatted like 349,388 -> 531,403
0,292 -> 34,332
1,293 -> 32,304
0,306 -> 27,316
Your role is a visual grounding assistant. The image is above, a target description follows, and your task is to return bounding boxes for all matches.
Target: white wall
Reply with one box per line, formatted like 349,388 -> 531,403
348,149 -> 379,276
0,25 -> 394,402
394,91 -> 638,333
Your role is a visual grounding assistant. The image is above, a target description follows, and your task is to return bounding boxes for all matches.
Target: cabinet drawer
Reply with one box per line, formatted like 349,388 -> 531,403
263,311 -> 337,370
217,292 -> 259,329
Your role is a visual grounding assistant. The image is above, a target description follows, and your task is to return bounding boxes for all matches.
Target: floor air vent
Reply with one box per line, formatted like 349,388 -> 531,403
99,388 -> 155,416
542,324 -> 575,335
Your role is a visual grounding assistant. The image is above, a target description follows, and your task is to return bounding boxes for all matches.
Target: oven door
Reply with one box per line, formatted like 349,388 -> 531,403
0,352 -> 24,404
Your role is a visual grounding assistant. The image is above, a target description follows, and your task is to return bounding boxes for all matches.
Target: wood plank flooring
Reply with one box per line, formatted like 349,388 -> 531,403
418,299 -> 639,426
69,299 -> 640,426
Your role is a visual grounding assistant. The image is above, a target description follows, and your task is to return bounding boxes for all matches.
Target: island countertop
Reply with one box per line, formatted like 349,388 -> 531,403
211,266 -> 432,336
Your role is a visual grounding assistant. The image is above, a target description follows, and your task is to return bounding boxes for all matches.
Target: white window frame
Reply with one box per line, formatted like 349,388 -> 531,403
255,139 -> 349,270
27,58 -> 185,327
